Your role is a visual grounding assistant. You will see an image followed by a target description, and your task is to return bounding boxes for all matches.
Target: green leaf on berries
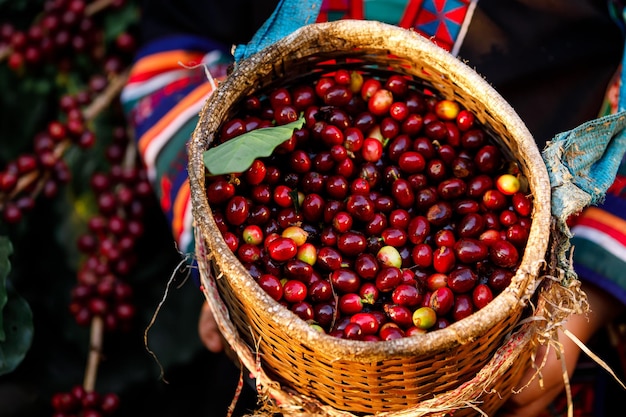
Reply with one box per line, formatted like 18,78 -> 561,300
0,237 -> 33,375
0,283 -> 34,376
0,236 -> 12,341
203,116 -> 305,176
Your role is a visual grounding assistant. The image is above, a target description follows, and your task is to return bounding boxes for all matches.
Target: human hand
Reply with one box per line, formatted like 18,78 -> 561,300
497,281 -> 624,416
198,300 -> 225,353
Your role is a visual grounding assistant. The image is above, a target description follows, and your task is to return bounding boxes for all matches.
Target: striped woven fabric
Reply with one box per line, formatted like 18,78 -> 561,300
120,35 -> 232,254
571,176 -> 626,304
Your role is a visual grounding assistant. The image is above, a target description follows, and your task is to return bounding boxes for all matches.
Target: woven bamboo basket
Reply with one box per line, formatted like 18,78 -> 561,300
188,20 -> 555,416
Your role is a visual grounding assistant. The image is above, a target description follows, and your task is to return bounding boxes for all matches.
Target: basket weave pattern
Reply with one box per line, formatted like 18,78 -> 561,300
189,20 -> 552,415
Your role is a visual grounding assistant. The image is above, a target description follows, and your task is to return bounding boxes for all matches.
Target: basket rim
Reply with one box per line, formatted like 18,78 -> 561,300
189,19 -> 552,360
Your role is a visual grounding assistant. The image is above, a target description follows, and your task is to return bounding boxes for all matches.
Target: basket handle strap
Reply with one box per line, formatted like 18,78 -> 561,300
233,0 -> 323,62
542,41 -> 626,224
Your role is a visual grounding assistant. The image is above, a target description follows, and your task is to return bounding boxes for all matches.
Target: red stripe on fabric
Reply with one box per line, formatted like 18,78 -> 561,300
160,175 -> 172,214
128,68 -> 176,84
574,216 -> 626,247
608,175 -> 626,196
399,0 -> 423,28
127,51 -> 207,84
350,0 -> 364,19
581,207 -> 626,235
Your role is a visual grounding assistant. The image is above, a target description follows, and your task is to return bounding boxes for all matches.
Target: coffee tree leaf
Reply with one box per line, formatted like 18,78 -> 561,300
0,237 -> 33,375
203,116 -> 305,176
0,281 -> 34,376
0,236 -> 12,341
0,66 -> 52,157
102,2 -> 141,44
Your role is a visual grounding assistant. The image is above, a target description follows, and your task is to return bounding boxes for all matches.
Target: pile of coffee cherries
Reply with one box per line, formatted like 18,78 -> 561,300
204,69 -> 533,341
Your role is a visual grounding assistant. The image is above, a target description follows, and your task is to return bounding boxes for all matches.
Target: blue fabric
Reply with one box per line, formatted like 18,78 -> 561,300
543,34 -> 626,221
543,112 -> 626,215
233,0 -> 322,62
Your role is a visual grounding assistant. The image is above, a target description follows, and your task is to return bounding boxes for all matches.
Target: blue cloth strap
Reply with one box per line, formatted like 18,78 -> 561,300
233,0 -> 323,62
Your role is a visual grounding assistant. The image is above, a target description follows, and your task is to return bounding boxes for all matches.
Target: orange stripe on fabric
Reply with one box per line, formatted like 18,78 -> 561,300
138,81 -> 214,154
128,51 -> 207,83
172,179 -> 191,242
578,207 -> 626,236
